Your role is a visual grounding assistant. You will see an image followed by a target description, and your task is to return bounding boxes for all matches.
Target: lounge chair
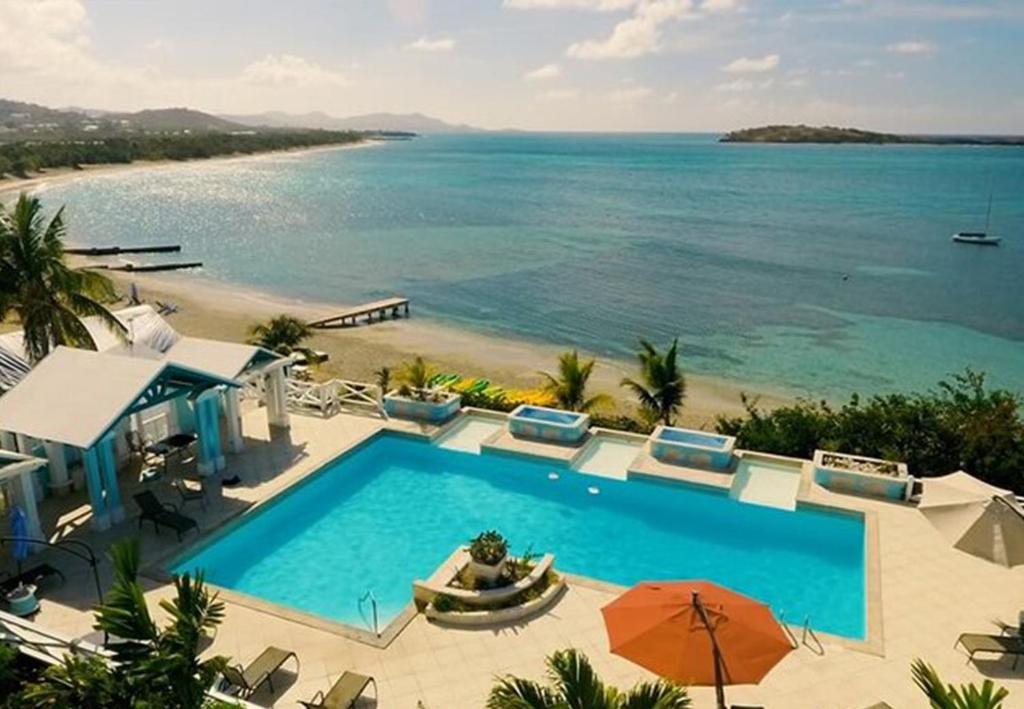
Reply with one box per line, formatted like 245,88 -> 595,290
220,646 -> 298,698
955,633 -> 1024,669
299,671 -> 377,709
133,491 -> 198,540
172,477 -> 206,510
1,563 -> 65,594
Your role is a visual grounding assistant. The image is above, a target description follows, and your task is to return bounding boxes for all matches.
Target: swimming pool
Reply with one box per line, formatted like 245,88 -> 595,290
171,434 -> 865,639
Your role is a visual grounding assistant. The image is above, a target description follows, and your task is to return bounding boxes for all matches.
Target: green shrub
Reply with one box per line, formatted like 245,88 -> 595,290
469,530 -> 508,565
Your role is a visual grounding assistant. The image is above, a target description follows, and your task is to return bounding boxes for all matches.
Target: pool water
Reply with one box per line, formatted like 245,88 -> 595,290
515,407 -> 584,425
657,428 -> 730,449
172,435 -> 865,638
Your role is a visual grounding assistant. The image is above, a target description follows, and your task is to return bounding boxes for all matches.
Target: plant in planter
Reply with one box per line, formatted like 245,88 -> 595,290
399,356 -> 435,401
469,530 -> 508,584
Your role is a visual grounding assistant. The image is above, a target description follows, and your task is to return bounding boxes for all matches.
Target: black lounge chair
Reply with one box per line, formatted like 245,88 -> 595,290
220,646 -> 298,698
1,563 -> 65,594
299,671 -> 377,709
955,632 -> 1024,669
133,491 -> 198,540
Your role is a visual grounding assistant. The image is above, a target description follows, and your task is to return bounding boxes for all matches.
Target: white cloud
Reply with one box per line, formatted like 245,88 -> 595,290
721,53 -> 780,73
524,63 -> 563,80
715,77 -> 774,92
886,40 -> 935,55
538,87 -> 581,100
145,38 -> 172,52
607,85 -> 654,102
885,71 -> 906,80
242,54 -> 350,87
566,0 -> 694,59
404,36 -> 456,52
504,0 -> 637,10
700,0 -> 740,13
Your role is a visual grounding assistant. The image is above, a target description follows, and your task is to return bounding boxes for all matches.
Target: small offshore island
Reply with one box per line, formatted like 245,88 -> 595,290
721,124 -> 1024,146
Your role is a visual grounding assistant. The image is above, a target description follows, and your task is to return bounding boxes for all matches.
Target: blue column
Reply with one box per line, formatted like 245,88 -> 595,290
98,433 -> 124,524
195,393 -> 224,475
174,396 -> 195,435
82,446 -> 110,530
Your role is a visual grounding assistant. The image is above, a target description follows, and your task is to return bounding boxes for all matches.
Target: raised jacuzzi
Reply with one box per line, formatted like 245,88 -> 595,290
650,425 -> 736,470
508,404 -> 590,444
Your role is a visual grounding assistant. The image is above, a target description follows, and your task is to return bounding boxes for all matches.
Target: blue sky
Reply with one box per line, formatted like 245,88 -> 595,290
1,0 -> 1022,132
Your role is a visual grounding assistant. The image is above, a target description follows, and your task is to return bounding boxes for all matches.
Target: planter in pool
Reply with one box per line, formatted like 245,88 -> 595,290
812,450 -> 912,501
508,405 -> 590,444
383,391 -> 462,424
650,425 -> 736,471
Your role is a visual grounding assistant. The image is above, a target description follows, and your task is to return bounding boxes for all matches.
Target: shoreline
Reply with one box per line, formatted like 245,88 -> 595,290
7,139 -> 793,427
0,140 -> 380,199
99,268 -> 791,428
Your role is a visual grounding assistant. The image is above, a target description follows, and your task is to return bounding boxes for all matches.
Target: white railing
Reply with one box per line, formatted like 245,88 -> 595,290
240,374 -> 266,403
286,378 -> 385,418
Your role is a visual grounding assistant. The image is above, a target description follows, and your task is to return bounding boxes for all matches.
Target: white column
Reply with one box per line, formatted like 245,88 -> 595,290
15,434 -> 43,500
224,387 -> 244,454
15,469 -> 44,544
0,431 -> 16,451
43,441 -> 72,497
267,367 -> 291,430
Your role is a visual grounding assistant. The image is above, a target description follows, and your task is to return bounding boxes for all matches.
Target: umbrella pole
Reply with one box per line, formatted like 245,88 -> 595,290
693,591 -> 728,709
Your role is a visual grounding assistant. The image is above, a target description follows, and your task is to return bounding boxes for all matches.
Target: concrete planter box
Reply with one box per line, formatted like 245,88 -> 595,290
650,425 -> 736,471
508,405 -> 590,444
812,450 -> 912,501
383,391 -> 461,424
425,578 -> 566,627
469,556 -> 507,584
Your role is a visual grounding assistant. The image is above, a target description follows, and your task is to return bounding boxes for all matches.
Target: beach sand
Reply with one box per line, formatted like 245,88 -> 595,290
98,268 -> 790,428
3,142 -> 791,429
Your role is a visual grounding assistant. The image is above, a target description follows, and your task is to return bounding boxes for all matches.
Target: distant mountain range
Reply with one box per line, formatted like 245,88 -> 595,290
0,98 -> 246,135
220,110 -> 481,134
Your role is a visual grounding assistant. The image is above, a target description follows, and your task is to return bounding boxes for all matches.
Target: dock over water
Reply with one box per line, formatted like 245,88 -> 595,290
308,297 -> 410,328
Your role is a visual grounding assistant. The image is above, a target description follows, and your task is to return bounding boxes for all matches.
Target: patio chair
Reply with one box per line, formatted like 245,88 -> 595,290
955,632 -> 1024,669
299,671 -> 377,709
220,646 -> 298,698
0,563 -> 65,595
132,491 -> 198,540
172,477 -> 206,511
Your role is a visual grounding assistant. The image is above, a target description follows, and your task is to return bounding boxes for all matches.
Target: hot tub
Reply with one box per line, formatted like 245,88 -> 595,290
650,426 -> 736,470
508,405 -> 590,444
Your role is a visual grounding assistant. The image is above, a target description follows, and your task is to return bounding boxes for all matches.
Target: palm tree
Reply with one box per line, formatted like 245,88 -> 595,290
398,356 -> 435,401
621,339 -> 685,426
540,350 -> 609,412
912,659 -> 1009,709
247,314 -> 320,362
0,193 -> 125,363
488,648 -> 690,709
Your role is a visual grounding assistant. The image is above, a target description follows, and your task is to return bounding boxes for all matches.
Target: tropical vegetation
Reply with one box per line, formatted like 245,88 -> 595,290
0,193 -> 125,363
912,658 -> 1009,708
247,314 -> 319,362
1,539 -> 231,708
0,130 -> 364,179
621,338 -> 686,426
397,356 -> 436,400
716,369 -> 1024,492
487,648 -> 690,709
469,530 -> 508,566
540,350 -> 609,412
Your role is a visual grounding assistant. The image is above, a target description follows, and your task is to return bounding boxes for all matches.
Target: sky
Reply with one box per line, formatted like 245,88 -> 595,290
1,0 -> 1022,133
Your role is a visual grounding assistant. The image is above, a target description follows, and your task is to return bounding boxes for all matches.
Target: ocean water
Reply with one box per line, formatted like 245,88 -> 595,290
43,133 -> 1024,399
172,434 -> 866,638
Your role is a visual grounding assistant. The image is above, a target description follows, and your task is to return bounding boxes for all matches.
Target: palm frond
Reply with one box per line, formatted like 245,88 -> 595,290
486,677 -> 561,708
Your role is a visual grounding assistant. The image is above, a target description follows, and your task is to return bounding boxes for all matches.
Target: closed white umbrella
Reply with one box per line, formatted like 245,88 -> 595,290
918,471 -> 1024,567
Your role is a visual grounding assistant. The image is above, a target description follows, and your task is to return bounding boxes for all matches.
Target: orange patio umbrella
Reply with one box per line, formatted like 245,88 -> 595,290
602,581 -> 793,709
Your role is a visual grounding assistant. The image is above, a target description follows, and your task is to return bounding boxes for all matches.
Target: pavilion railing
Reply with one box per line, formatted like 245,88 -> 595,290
285,378 -> 385,419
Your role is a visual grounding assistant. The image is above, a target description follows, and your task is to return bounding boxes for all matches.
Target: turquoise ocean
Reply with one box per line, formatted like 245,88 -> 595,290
43,133 -> 1024,400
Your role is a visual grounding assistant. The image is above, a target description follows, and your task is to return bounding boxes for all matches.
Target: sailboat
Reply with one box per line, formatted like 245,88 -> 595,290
952,190 -> 1001,245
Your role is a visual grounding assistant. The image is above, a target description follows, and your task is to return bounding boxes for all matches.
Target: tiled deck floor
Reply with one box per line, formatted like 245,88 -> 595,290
16,410 -> 1024,708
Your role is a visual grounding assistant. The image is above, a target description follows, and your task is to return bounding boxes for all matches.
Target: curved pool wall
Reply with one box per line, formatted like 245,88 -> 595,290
170,432 -> 866,640
508,404 -> 590,443
651,425 -> 736,470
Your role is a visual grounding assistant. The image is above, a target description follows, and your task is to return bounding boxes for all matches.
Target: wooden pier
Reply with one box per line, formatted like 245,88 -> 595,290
93,261 -> 203,273
308,297 -> 410,328
66,245 -> 182,256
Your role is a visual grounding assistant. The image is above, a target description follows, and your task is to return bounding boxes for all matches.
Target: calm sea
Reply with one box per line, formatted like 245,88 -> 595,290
43,133 -> 1024,399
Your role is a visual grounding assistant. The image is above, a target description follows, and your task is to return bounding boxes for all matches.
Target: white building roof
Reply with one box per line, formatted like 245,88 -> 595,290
0,347 -> 235,449
164,337 -> 279,380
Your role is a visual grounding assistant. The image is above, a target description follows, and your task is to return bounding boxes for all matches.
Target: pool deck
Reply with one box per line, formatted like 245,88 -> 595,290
15,409 -> 1024,708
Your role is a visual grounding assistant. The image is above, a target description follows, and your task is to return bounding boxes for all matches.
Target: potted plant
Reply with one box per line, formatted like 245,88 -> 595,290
383,356 -> 462,423
468,530 -> 508,583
